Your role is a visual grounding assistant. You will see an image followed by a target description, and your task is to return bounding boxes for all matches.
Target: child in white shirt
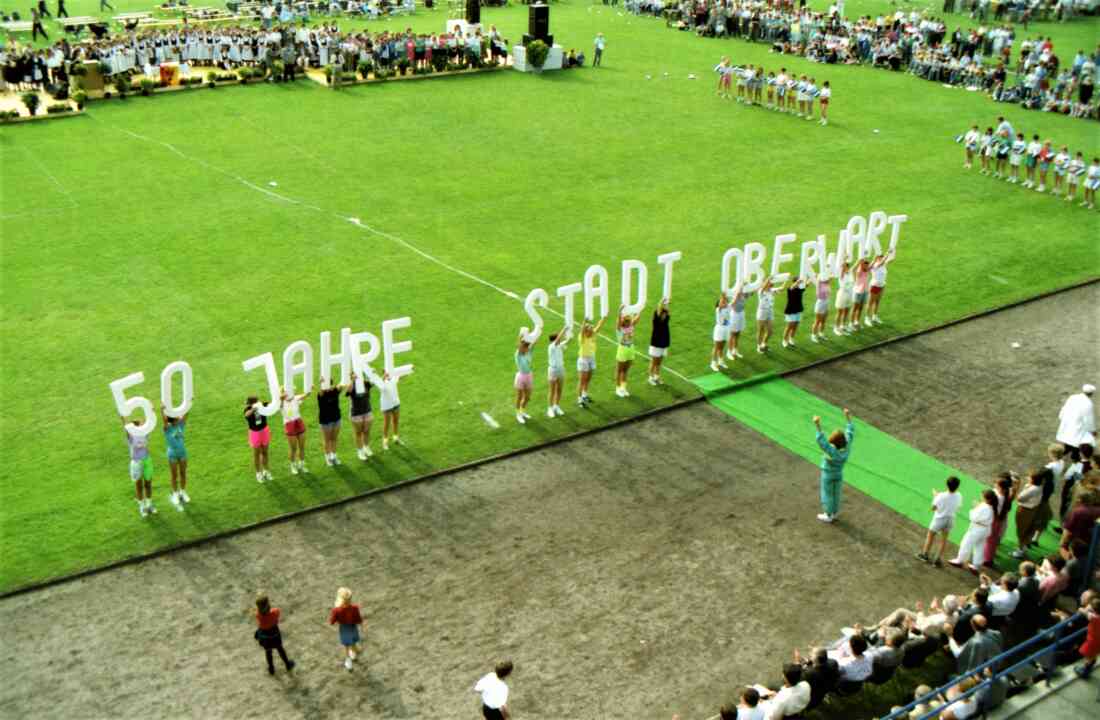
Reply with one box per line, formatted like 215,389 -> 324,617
919,476 -> 962,566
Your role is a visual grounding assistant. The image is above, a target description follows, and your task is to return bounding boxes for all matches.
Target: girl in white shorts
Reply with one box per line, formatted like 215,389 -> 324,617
810,272 -> 831,343
1066,151 -> 1085,203
1083,156 -> 1100,209
834,261 -> 854,336
710,293 -> 731,372
755,277 -> 777,353
575,315 -> 606,407
726,286 -> 747,361
546,328 -> 569,418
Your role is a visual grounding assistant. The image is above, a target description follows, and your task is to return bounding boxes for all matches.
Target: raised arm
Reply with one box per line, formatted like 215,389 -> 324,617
593,315 -> 608,334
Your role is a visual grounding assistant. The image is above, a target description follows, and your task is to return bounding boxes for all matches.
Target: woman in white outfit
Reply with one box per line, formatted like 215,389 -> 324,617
833,261 -> 854,336
949,489 -> 998,573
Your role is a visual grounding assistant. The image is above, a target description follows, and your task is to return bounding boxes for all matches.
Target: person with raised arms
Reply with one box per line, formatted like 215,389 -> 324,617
849,258 -> 872,331
546,327 -> 570,418
865,251 -> 894,326
755,276 -> 778,354
244,395 -> 273,483
346,371 -> 374,461
280,386 -> 311,476
813,407 -> 854,524
781,275 -> 806,349
614,305 -> 642,398
833,261 -> 854,336
575,315 -> 607,408
809,271 -> 831,343
726,284 -> 747,361
710,292 -> 731,372
122,415 -> 156,517
513,327 -> 539,425
647,298 -> 670,386
363,364 -> 408,450
316,380 -> 345,467
161,404 -> 190,511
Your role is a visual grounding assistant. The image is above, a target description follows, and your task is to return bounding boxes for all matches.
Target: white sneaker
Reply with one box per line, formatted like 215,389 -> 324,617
344,657 -> 353,671
357,448 -> 366,461
811,334 -> 820,343
863,317 -> 873,327
710,361 -> 720,372
756,345 -> 765,353
382,438 -> 389,450
139,503 -> 148,517
257,472 -> 265,483
833,327 -> 843,336
816,513 -> 834,523
332,455 -> 341,466
554,405 -> 565,417
734,350 -> 743,359
621,387 -> 630,397
725,351 -> 736,360
789,339 -> 796,347
299,463 -> 309,474
290,464 -> 299,476
1037,185 -> 1045,192
324,455 -> 334,467
263,470 -> 272,480
393,436 -> 404,446
517,413 -> 526,424
170,493 -> 184,511
147,502 -> 157,515
717,359 -> 728,369
781,339 -> 789,348
547,407 -> 555,419
647,376 -> 657,386
363,447 -> 373,459
872,316 -> 883,325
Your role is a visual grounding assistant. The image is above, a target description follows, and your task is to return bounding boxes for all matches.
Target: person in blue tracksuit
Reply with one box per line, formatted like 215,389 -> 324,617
814,408 -> 854,524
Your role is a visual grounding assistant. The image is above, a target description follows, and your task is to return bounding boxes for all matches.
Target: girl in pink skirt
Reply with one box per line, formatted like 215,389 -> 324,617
244,395 -> 273,483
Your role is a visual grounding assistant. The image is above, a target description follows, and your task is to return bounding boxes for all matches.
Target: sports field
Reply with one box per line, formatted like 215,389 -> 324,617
1,2 -> 1098,592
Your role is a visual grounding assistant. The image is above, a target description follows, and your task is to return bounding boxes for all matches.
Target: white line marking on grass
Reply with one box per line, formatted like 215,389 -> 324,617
17,146 -> 79,210
105,122 -> 694,385
989,275 -> 1009,285
480,412 -> 500,429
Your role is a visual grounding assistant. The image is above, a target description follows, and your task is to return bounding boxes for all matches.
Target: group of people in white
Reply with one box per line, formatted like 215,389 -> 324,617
714,57 -> 832,125
960,116 -> 1100,209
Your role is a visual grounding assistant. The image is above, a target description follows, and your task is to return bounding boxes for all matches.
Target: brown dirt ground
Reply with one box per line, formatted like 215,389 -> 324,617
0,283 -> 1097,720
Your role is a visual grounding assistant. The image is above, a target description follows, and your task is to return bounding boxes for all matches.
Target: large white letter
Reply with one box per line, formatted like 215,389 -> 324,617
556,282 -> 583,329
110,372 -> 156,437
283,340 -> 314,395
583,264 -> 609,321
866,210 -> 888,257
799,236 -> 826,279
770,233 -> 797,284
620,259 -> 648,315
319,329 -> 353,387
348,330 -> 381,393
656,251 -> 682,300
886,214 -> 909,253
382,317 -> 414,379
741,242 -> 768,292
721,247 -> 743,293
524,288 -> 549,331
825,230 -> 850,276
241,352 -> 282,416
159,360 -> 194,417
845,215 -> 868,260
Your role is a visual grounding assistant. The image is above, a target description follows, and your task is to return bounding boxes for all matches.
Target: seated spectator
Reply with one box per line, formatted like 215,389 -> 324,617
866,628 -> 906,669
951,588 -> 992,646
753,663 -> 810,719
877,595 -> 960,635
907,684 -> 935,719
952,615 -> 1003,673
1013,561 -> 1042,632
1038,554 -> 1069,606
901,623 -> 946,667
941,675 -> 982,720
829,633 -> 872,681
1064,540 -> 1089,595
794,647 -> 837,709
732,687 -> 764,720
981,572 -> 1020,624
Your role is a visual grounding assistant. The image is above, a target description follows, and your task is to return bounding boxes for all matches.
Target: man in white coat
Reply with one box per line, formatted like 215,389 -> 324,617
1057,384 -> 1096,452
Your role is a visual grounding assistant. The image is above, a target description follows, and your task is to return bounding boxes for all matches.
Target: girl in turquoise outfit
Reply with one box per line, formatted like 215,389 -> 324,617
161,404 -> 190,511
814,407 -> 853,524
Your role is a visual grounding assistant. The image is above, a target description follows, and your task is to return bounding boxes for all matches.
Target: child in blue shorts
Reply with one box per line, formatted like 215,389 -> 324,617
161,405 -> 190,510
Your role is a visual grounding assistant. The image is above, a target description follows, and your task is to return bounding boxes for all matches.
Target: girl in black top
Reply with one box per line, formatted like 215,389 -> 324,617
647,298 -> 671,386
244,396 -> 273,482
346,372 -> 374,461
781,277 -> 806,349
317,382 -> 344,467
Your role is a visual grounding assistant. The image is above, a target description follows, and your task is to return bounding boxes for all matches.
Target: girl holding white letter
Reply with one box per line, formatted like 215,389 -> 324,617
615,306 -> 642,398
866,252 -> 894,326
244,396 -> 273,482
122,416 -> 156,517
546,328 -> 570,418
317,381 -> 345,467
781,276 -> 806,349
576,316 -> 606,408
280,387 -> 311,475
849,258 -> 871,331
833,261 -> 854,336
648,299 -> 671,385
710,293 -> 731,372
364,366 -> 406,450
346,373 -> 374,461
726,285 -> 747,361
810,271 -> 831,343
755,277 -> 778,354
514,328 -> 538,424
161,405 -> 190,511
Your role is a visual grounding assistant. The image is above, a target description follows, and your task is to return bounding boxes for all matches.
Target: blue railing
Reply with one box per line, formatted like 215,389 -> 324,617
880,520 -> 1100,720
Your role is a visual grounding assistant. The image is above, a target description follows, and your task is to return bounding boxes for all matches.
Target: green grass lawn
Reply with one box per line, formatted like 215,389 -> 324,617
1,3 -> 1098,592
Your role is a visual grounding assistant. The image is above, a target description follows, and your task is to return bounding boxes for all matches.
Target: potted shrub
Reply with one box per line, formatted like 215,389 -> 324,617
140,78 -> 156,96
324,64 -> 335,85
357,60 -> 373,80
73,90 -> 87,110
206,70 -> 218,88
526,40 -> 549,72
272,60 -> 285,81
238,67 -> 251,84
115,74 -> 131,98
397,58 -> 410,76
21,92 -> 40,116
97,61 -> 111,77
340,71 -> 357,84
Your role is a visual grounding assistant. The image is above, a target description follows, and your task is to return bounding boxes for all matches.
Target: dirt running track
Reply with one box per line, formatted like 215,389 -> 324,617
1,284 -> 1097,720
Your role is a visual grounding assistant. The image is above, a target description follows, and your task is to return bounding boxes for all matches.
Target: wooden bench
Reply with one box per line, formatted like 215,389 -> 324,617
58,16 -> 101,28
0,20 -> 33,32
113,12 -> 153,21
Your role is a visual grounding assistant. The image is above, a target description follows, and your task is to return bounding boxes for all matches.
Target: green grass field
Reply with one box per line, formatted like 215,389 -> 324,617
1,2 -> 1098,593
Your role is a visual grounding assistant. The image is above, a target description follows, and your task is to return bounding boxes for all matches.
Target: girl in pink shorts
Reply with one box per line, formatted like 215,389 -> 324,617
514,327 -> 540,425
280,388 -> 310,476
245,396 -> 273,483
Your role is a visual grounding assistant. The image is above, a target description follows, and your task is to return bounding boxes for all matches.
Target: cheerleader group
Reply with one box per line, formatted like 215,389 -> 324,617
709,253 -> 894,371
714,57 -> 833,125
961,123 -> 1100,209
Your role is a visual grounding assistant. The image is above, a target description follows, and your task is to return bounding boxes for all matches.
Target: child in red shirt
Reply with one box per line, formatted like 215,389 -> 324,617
329,587 -> 365,671
253,594 -> 295,675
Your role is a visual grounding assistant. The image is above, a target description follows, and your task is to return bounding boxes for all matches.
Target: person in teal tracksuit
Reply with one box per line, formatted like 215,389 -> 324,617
814,408 -> 854,524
